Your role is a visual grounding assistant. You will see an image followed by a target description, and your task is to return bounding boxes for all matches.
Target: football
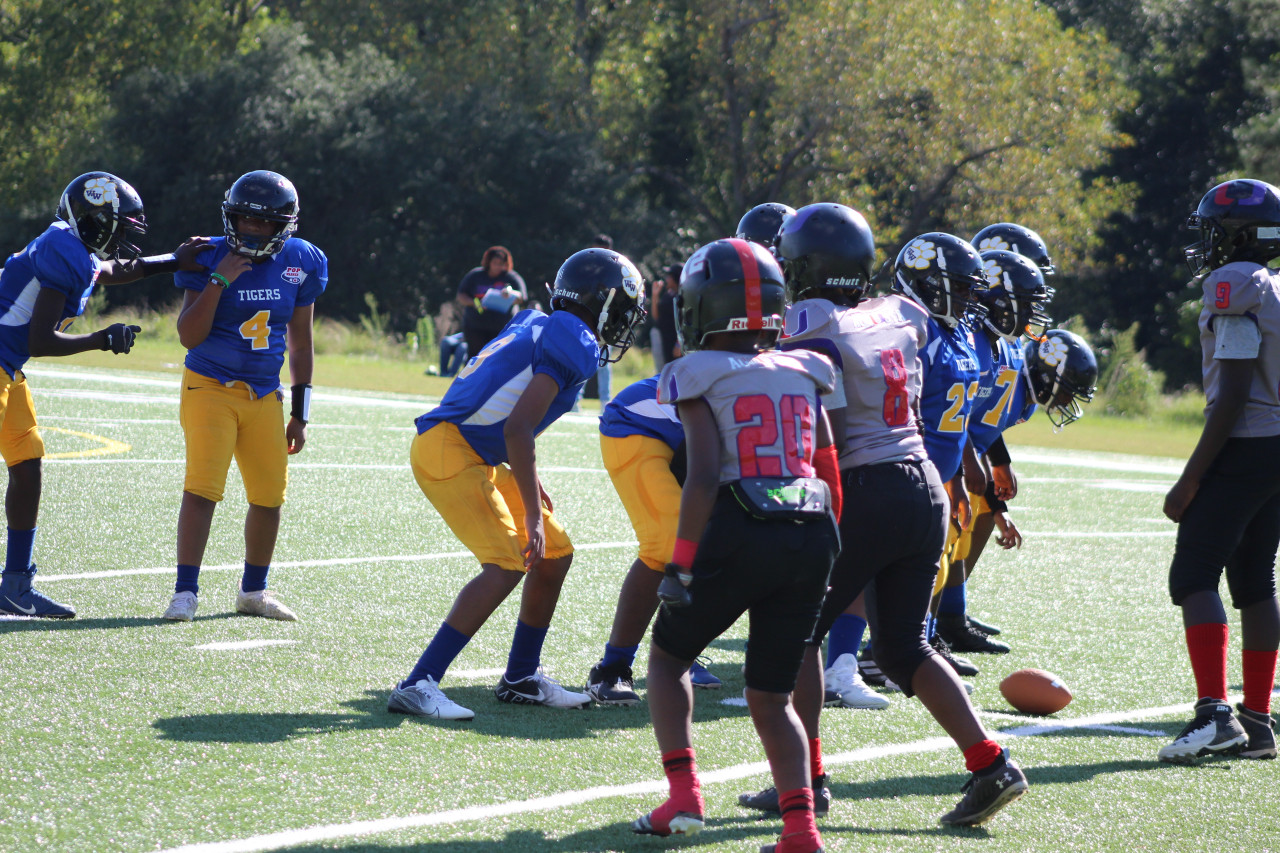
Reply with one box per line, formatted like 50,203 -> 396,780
999,668 -> 1072,715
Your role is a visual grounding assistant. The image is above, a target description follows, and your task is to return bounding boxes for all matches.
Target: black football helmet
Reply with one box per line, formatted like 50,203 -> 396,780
1024,329 -> 1097,429
549,248 -> 646,365
977,250 -> 1053,342
735,203 -> 797,249
972,222 -> 1056,277
56,172 -> 147,261
891,233 -> 987,329
222,170 -> 299,258
676,238 -> 785,352
1184,179 -> 1280,280
776,203 -> 877,305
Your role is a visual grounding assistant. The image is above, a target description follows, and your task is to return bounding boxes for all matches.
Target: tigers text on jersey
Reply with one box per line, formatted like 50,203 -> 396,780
919,318 -> 980,480
657,348 -> 836,485
598,374 -> 684,451
0,222 -> 101,378
175,237 -> 328,398
966,325 -> 1036,456
415,309 -> 601,465
782,294 -> 929,469
1199,261 -> 1280,437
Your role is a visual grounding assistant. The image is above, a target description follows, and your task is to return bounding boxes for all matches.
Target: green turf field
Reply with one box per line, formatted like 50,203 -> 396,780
2,362 -> 1276,853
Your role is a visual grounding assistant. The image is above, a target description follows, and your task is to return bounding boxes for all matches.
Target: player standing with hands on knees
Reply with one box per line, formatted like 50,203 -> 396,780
1159,178 -> 1280,763
0,171 -> 207,618
162,171 -> 327,623
631,239 -> 842,853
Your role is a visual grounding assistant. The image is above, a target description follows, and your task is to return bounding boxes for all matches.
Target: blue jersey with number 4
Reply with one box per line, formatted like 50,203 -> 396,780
0,222 -> 101,378
175,237 -> 328,397
415,309 -> 600,465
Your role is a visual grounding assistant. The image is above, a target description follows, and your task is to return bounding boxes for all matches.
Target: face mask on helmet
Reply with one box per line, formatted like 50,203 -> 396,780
676,238 -> 786,352
735,203 -> 797,250
57,172 -> 148,261
978,250 -> 1053,342
973,222 -> 1056,277
549,248 -> 647,366
892,233 -> 987,329
222,171 -> 299,259
1025,330 -> 1097,430
1184,179 -> 1280,280
776,203 -> 876,306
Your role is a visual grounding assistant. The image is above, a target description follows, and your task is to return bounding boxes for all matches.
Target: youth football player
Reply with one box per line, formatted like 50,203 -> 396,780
631,237 -> 841,853
389,248 -> 645,721
162,171 -> 326,623
1159,178 -> 1280,763
0,171 -> 205,618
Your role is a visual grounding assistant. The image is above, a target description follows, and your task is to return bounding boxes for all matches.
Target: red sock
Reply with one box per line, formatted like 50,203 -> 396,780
1242,648 -> 1278,713
1186,622 -> 1229,701
777,788 -> 821,853
963,739 -> 1003,773
660,748 -> 703,814
809,737 -> 824,780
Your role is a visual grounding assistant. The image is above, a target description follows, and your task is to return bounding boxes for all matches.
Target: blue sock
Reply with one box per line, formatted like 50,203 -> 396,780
939,583 -> 966,616
176,564 -> 201,595
4,526 -> 35,576
506,620 -> 549,681
601,642 -> 639,670
402,622 -> 470,688
828,614 -> 867,661
926,613 -> 937,639
241,562 -> 269,593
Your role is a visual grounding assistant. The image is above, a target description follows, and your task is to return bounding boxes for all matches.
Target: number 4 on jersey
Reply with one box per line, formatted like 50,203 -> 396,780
239,310 -> 271,350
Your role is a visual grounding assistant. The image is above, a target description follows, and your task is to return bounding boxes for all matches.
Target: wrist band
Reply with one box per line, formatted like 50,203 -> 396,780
672,537 -> 698,569
291,384 -> 312,424
209,272 -> 230,289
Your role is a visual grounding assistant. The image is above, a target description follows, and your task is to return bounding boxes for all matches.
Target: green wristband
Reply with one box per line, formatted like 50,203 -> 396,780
209,272 -> 230,289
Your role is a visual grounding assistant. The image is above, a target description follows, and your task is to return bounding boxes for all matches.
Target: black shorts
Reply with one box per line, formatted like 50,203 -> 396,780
651,489 -> 839,694
806,458 -> 948,697
1169,434 -> 1280,609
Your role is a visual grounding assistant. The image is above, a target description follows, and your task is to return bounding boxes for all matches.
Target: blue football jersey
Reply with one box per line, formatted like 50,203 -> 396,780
175,237 -> 328,397
919,318 -> 980,480
967,329 -> 1037,456
415,309 -> 600,465
599,374 -> 684,451
0,222 -> 101,378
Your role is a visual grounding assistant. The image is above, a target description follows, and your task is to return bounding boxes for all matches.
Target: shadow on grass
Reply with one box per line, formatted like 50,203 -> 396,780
152,686 -> 752,744
0,612 -> 238,633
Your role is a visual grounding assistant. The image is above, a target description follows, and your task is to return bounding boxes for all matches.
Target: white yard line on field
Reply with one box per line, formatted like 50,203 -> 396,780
153,698 -> 1217,853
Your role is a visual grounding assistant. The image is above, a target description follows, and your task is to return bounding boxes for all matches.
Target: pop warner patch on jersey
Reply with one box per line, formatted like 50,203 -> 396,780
281,266 -> 304,285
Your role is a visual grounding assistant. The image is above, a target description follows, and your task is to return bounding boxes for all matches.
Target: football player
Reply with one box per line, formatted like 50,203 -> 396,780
162,171 -> 326,624
1159,179 -> 1280,763
631,238 -> 841,853
738,205 -> 1028,828
0,172 -> 206,619
586,373 -> 721,706
389,248 -> 645,721
936,248 -> 1054,654
735,202 -> 797,250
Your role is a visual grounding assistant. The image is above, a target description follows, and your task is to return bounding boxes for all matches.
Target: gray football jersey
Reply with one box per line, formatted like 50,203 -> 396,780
657,348 -> 836,485
782,295 -> 930,468
1198,261 -> 1280,437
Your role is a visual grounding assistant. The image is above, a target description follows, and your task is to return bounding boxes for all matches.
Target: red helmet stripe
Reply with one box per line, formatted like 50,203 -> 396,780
732,239 -> 763,329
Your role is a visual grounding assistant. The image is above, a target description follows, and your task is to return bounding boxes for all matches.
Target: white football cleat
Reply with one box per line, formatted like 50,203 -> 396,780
388,676 -> 475,720
825,652 -> 891,709
235,587 -> 298,621
163,590 -> 198,622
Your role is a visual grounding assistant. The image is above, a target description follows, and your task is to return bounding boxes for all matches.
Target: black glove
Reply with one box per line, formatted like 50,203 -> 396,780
102,323 -> 141,355
657,563 -> 693,609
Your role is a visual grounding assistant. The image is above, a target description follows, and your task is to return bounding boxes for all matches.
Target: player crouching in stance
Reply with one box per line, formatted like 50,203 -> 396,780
0,172 -> 206,618
1158,178 -> 1280,763
389,248 -> 645,721
163,171 -> 327,623
631,239 -> 842,853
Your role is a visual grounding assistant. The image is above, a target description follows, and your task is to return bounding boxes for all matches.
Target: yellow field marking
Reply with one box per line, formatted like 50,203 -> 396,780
41,426 -> 131,459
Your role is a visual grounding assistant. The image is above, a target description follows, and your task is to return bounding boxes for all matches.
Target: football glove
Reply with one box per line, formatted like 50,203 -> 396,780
102,323 -> 141,355
657,563 -> 693,609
